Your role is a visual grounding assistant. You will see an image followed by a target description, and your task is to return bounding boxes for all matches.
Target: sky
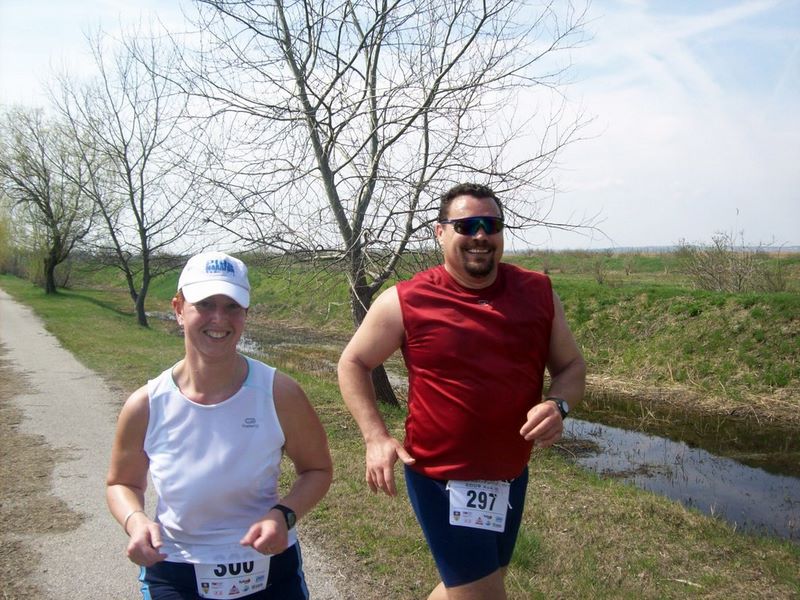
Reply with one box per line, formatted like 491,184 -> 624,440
1,0 -> 798,251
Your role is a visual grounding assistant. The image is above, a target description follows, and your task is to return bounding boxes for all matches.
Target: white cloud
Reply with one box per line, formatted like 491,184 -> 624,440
533,0 -> 800,249
0,0 -> 188,108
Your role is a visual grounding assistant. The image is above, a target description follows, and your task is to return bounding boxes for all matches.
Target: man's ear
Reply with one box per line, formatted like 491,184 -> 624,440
434,223 -> 444,245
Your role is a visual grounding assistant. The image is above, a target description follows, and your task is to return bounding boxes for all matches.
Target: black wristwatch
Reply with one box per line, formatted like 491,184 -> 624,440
272,504 -> 297,530
546,396 -> 570,420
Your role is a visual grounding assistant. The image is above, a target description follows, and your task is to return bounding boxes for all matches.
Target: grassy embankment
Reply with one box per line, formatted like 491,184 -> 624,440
1,250 -> 799,599
528,252 -> 799,416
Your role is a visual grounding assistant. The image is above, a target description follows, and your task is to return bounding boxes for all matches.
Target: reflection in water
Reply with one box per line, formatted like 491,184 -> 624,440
565,419 -> 800,542
581,390 -> 800,478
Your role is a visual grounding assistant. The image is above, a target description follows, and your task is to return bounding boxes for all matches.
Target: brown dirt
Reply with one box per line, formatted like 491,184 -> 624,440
586,373 -> 800,428
0,349 -> 83,600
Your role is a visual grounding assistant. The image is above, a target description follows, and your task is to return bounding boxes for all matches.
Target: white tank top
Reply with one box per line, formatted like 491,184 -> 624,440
144,357 -> 296,563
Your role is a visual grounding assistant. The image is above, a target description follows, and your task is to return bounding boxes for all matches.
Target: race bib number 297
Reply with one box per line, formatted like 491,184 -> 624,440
447,479 -> 511,532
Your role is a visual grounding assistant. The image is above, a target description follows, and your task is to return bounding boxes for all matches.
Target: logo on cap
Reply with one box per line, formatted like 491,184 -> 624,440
205,258 -> 236,275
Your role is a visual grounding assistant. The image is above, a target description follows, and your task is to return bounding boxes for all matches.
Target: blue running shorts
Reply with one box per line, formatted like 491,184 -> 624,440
139,542 -> 309,600
405,465 -> 529,588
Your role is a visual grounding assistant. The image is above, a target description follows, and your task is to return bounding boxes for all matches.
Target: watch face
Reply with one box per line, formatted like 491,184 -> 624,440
275,504 -> 297,529
549,398 -> 568,418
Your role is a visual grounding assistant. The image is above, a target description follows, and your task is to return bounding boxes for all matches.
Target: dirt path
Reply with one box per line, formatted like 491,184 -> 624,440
0,288 -> 346,599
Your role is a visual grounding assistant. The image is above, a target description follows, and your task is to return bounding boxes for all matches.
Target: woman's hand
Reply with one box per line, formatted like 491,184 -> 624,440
240,509 -> 289,555
125,513 -> 168,566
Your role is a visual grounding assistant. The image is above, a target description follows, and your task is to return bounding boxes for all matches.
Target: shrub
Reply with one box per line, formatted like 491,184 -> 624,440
676,232 -> 788,293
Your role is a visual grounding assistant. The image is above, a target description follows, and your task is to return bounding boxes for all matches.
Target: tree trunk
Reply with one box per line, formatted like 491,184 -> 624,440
135,270 -> 150,327
371,366 -> 399,407
351,279 -> 399,407
135,293 -> 149,327
125,270 -> 138,303
43,255 -> 57,295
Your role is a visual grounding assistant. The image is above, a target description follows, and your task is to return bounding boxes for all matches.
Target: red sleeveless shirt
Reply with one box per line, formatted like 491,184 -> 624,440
397,263 -> 554,480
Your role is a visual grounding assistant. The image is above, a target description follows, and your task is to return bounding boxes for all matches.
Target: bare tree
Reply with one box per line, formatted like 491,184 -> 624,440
0,108 -> 95,293
52,30 -> 210,326
176,0 -> 590,402
677,232 -> 787,293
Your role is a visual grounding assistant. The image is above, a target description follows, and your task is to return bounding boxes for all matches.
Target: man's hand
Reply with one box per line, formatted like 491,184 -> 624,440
365,435 -> 416,496
520,400 -> 564,448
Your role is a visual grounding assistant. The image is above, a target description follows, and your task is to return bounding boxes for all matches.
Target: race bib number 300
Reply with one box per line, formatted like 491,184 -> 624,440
195,558 -> 269,599
447,479 -> 511,532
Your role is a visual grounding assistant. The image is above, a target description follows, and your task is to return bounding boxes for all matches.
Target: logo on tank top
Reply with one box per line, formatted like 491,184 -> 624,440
242,417 -> 259,428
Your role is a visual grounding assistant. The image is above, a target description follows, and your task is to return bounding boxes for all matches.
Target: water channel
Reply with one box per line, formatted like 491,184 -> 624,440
563,418 -> 799,542
156,313 -> 800,544
566,391 -> 799,542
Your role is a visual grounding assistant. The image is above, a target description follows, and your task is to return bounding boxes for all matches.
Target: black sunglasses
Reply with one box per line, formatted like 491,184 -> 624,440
439,216 -> 504,236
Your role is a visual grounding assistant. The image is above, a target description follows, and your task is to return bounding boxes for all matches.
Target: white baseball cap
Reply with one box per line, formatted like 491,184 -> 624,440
177,251 -> 251,308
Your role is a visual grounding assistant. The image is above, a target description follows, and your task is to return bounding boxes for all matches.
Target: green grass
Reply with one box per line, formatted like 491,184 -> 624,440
2,268 -> 800,599
548,275 -> 800,404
